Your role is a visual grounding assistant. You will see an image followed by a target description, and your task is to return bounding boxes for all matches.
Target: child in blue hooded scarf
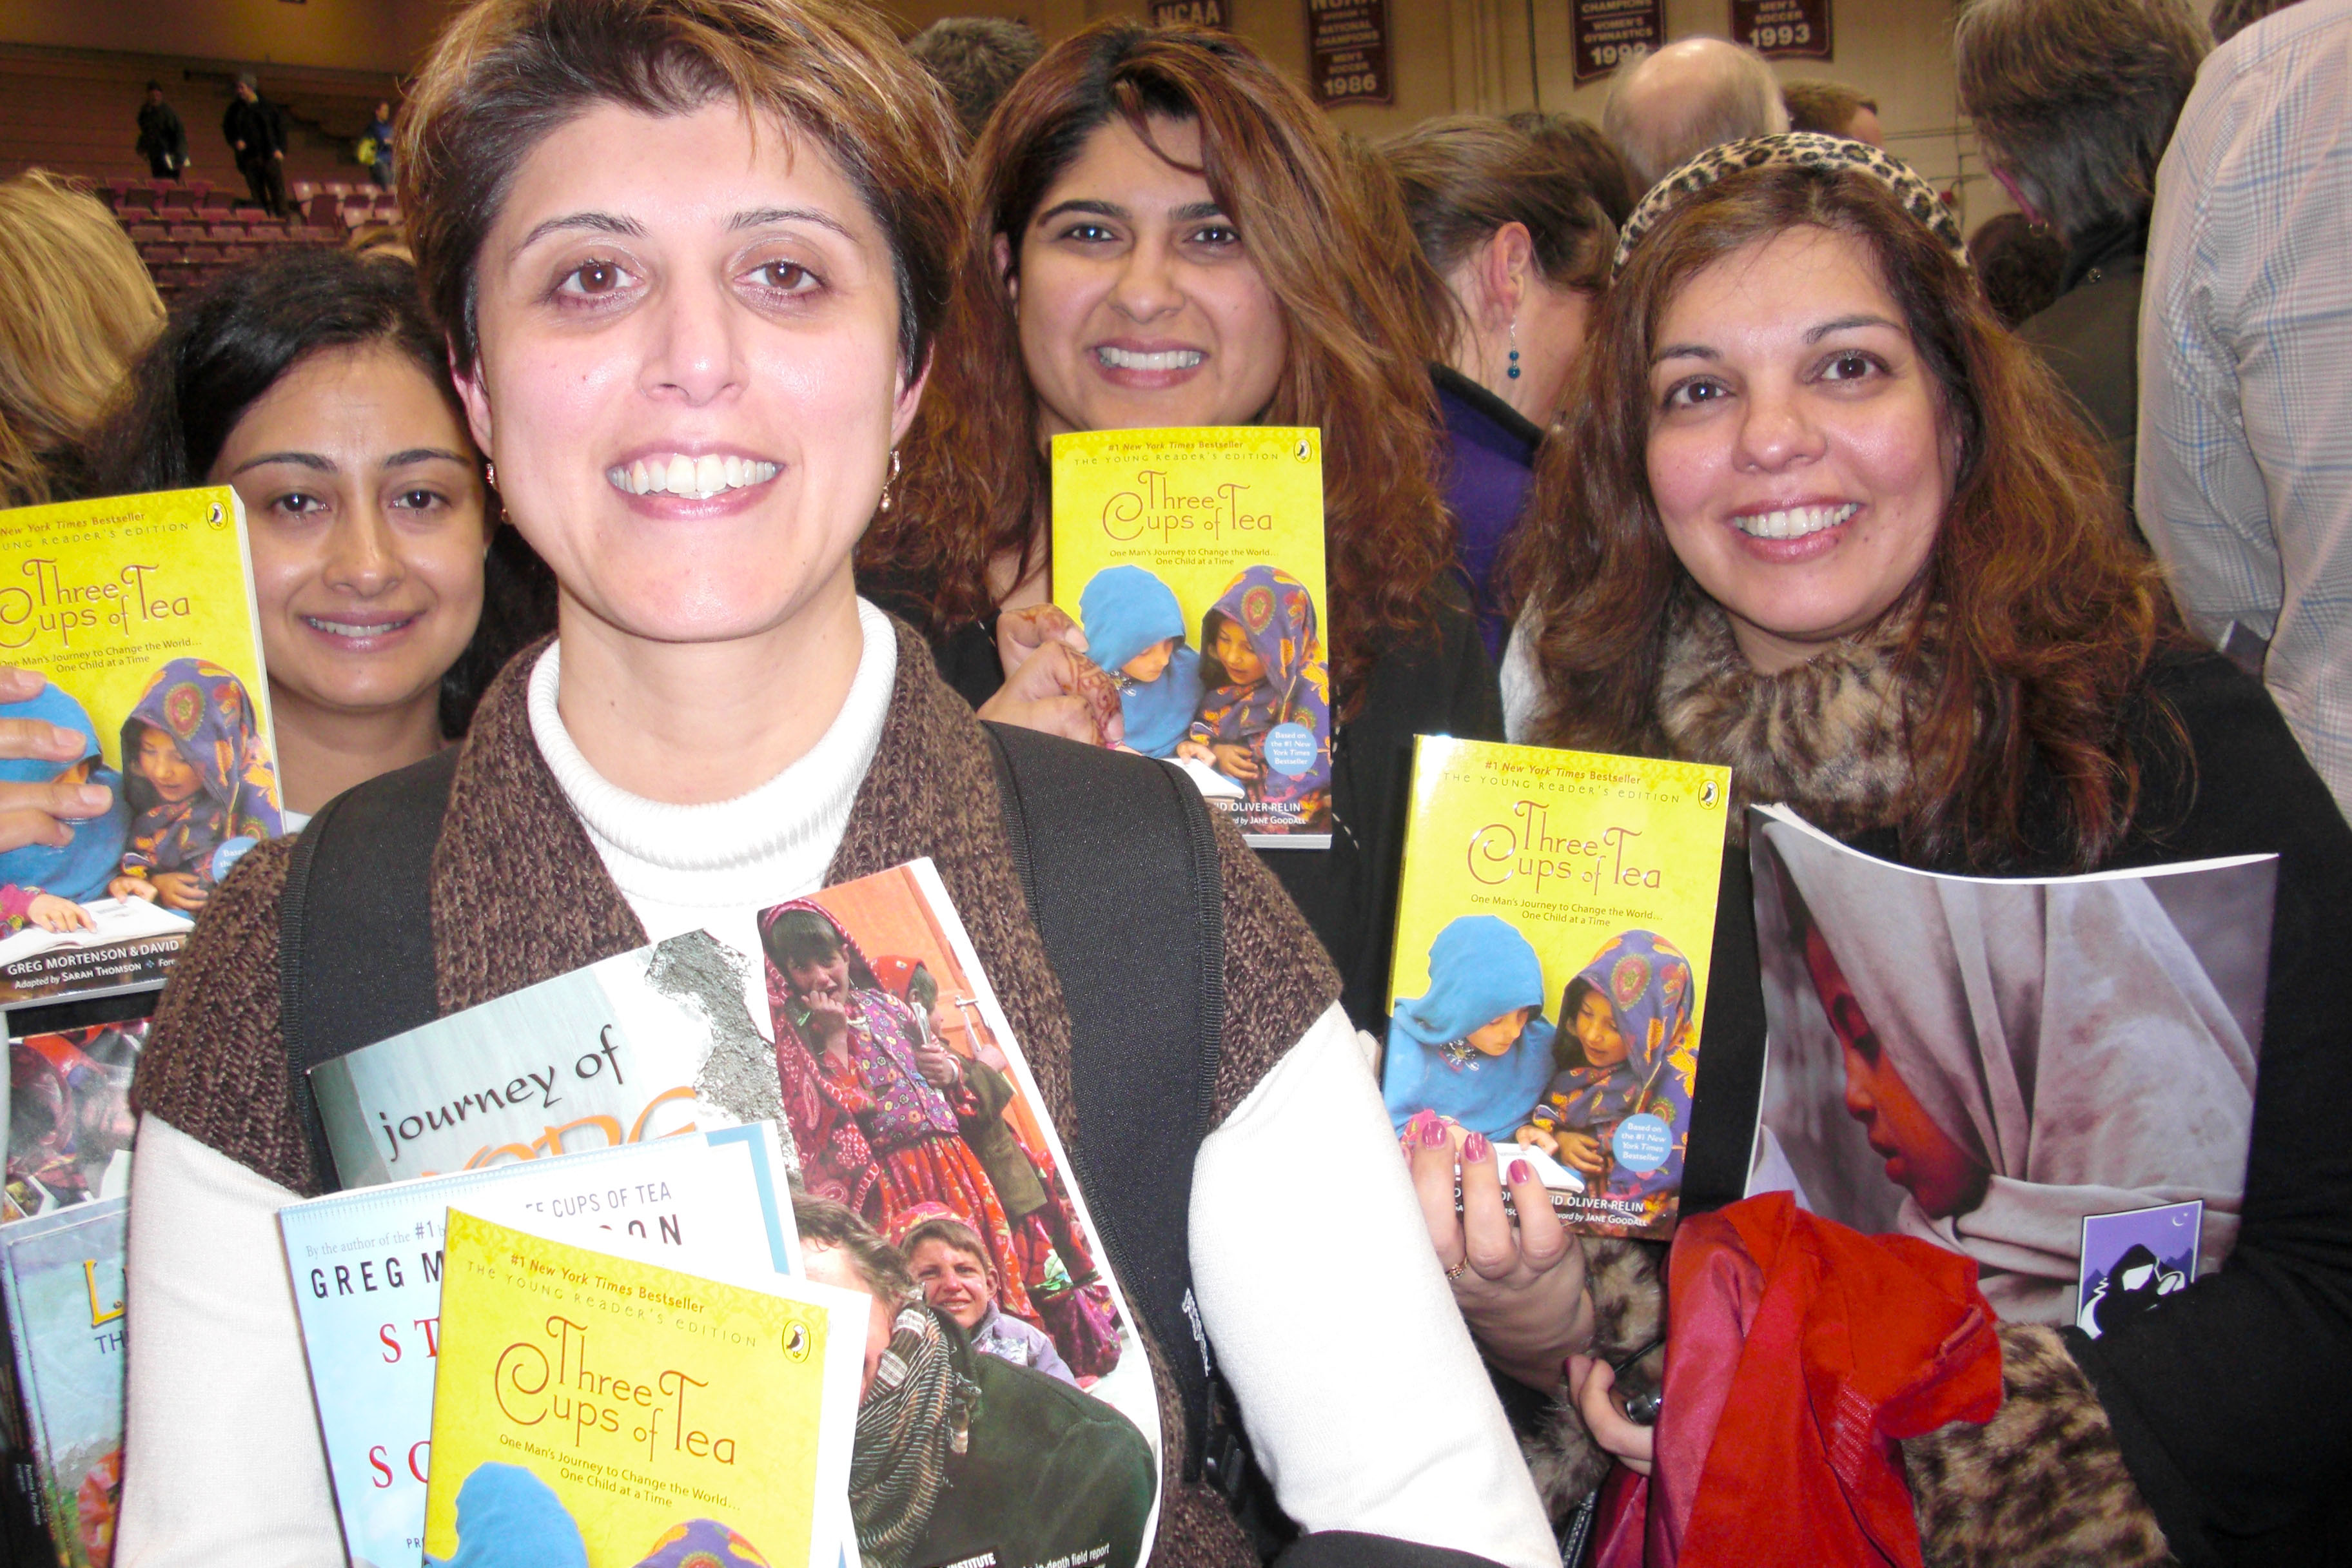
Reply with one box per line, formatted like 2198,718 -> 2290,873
106,658 -> 282,913
1075,565 -> 1202,760
1381,914 -> 1556,1142
0,684 -> 130,933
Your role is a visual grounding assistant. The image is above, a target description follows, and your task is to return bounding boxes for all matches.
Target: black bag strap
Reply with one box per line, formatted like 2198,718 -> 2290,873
978,722 -> 1231,1484
279,746 -> 458,1182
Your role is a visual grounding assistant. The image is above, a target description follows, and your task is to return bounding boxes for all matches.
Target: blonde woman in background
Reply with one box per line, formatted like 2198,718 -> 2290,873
0,171 -> 164,508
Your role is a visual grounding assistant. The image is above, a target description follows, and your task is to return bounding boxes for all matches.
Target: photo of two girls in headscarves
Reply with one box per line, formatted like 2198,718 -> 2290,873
756,867 -> 1126,1391
1076,562 -> 1332,840
1748,808 -> 2275,1327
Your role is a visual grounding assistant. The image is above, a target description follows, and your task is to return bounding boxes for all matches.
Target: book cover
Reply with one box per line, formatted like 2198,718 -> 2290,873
766,860 -> 1159,1449
1381,738 -> 1732,1239
308,930 -> 793,1188
277,1124 -> 799,1568
424,1210 -> 863,1568
1051,426 -> 1333,847
5,1009 -> 149,1223
0,1198 -> 126,1567
0,487 -> 283,1004
1747,804 -> 2274,1324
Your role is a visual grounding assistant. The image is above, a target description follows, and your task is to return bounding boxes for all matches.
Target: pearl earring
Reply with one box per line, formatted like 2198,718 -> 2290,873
877,447 -> 901,514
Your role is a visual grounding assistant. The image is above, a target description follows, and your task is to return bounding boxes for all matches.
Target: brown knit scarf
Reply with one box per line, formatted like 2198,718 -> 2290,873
1651,593 -> 1937,843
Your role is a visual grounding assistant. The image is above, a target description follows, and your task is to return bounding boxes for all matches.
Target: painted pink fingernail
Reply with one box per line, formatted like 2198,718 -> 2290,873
1509,1159 -> 1534,1184
1420,1115 -> 1448,1147
1463,1132 -> 1490,1162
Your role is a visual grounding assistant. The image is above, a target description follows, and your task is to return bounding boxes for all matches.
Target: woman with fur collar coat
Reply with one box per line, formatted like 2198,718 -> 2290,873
1438,135 -> 2352,1565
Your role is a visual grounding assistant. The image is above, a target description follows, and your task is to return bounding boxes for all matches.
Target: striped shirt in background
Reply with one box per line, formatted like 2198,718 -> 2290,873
2137,0 -> 2352,820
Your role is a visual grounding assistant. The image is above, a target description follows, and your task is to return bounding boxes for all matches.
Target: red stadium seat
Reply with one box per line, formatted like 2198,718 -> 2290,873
168,224 -> 206,242
128,223 -> 168,242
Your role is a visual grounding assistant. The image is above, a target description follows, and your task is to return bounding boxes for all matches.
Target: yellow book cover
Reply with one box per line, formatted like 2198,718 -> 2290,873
424,1209 -> 864,1568
1381,738 -> 1732,1239
0,487 -> 283,1002
1050,426 -> 1332,847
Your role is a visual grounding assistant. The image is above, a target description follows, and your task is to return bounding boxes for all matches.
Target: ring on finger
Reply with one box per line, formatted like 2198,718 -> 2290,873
1444,1260 -> 1469,1282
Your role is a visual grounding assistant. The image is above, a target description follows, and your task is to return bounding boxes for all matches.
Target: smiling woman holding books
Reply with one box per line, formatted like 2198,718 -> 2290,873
113,3 -> 1554,1567
1453,134 -> 2352,1560
860,23 -> 1504,1034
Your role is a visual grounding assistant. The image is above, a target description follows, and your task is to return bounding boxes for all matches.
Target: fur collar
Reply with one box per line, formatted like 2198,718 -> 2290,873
1652,594 -> 1936,843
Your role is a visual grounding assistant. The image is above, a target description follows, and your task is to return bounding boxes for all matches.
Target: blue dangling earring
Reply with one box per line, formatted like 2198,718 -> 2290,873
1506,318 -> 1521,380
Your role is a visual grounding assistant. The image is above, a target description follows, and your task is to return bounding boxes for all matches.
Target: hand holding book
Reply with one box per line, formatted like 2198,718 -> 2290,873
1402,1111 -> 1590,1393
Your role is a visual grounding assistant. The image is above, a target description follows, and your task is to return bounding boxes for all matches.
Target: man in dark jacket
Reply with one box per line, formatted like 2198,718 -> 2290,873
221,74 -> 290,219
1954,0 -> 2210,524
135,83 -> 188,182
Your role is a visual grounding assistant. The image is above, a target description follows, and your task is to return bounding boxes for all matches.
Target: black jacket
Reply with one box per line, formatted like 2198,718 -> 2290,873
1682,651 -> 2352,1564
2019,216 -> 2147,514
865,575 -> 1506,1033
221,95 -> 286,159
135,101 -> 186,162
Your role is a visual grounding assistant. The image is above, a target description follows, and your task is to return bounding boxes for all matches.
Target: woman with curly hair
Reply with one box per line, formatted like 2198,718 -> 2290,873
1415,134 -> 2352,1560
864,21 -> 1501,1029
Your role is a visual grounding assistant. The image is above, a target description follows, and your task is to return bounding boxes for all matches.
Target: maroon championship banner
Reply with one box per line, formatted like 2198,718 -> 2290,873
1571,0 -> 1665,85
1308,0 -> 1393,106
1150,0 -> 1229,26
1734,0 -> 1832,60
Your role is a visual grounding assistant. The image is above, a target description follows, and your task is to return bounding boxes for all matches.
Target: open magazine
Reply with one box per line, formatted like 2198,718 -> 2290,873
1746,804 -> 2275,1325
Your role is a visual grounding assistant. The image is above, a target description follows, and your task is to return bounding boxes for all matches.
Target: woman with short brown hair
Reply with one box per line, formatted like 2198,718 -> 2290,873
119,3 -> 1553,1565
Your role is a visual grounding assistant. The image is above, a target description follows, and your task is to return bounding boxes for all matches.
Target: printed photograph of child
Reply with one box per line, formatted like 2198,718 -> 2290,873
0,682 -> 128,934
1077,564 -> 1202,761
108,658 -> 282,913
1174,565 -> 1332,834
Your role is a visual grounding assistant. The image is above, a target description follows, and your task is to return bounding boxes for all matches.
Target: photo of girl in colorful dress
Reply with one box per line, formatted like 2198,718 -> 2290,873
1176,564 -> 1331,835
1076,564 -> 1202,761
759,900 -> 1036,1324
106,658 -> 282,913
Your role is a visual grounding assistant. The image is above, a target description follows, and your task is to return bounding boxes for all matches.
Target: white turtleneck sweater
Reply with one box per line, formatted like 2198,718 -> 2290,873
119,601 -> 1557,1568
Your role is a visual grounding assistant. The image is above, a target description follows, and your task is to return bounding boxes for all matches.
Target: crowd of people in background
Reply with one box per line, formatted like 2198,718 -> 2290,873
0,0 -> 2348,1562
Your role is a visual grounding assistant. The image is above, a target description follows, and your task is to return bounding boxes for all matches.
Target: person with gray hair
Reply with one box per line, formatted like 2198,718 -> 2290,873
905,15 -> 1043,144
1602,38 -> 1789,192
1955,0 -> 2208,512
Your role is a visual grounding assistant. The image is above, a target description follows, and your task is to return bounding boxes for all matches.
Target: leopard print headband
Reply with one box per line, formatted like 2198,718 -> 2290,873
1612,132 -> 1970,278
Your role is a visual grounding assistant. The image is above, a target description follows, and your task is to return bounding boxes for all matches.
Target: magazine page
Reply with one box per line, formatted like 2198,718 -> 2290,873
1747,803 -> 2276,1324
1381,738 -> 1732,1239
308,930 -> 793,1188
1050,426 -> 1332,848
0,487 -> 282,1005
276,1124 -> 799,1568
0,1197 -> 126,1567
768,859 -> 1161,1567
425,1208 -> 865,1568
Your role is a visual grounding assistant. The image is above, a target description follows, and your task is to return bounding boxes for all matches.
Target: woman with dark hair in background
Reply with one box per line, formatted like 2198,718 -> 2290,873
1385,116 -> 1615,658
868,21 -> 1502,1032
94,247 -> 554,821
1460,133 -> 2352,1558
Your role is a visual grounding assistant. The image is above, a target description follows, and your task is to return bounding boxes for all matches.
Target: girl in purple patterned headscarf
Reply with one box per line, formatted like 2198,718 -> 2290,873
1177,565 -> 1332,829
107,658 -> 281,912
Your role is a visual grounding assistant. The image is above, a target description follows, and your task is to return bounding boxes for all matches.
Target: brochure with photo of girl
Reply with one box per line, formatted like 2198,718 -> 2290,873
0,487 -> 285,1005
1051,426 -> 1332,847
1380,736 -> 1733,1239
764,861 -> 1159,1568
1747,805 -> 2275,1326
